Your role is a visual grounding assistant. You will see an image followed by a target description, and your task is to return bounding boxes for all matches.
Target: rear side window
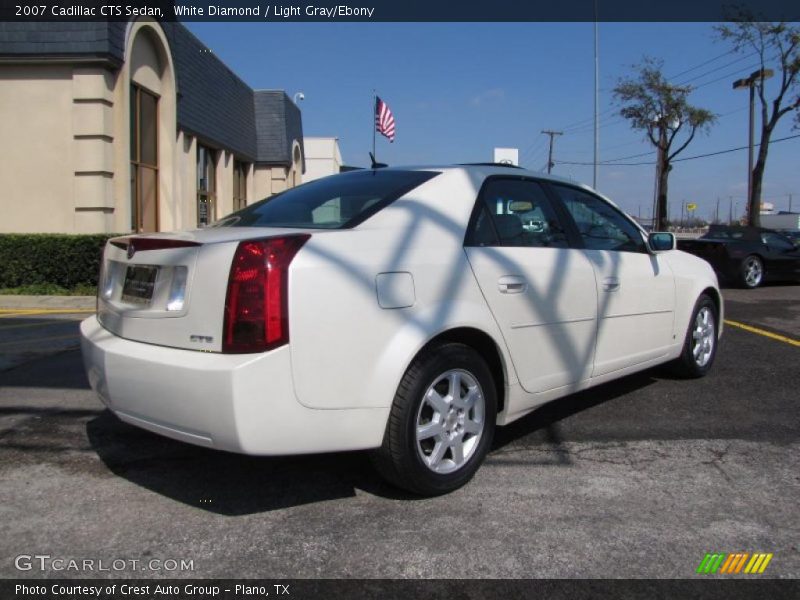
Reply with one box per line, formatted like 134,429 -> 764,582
467,178 -> 569,248
214,170 -> 438,229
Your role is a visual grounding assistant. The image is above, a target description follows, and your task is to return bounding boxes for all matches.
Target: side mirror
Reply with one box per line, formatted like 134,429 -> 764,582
648,232 -> 676,252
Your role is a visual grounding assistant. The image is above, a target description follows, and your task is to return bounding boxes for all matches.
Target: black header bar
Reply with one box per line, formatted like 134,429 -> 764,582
1,0 -> 799,22
3,579 -> 800,600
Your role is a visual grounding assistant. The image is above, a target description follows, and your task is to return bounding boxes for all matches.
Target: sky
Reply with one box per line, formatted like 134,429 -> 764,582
185,21 -> 799,222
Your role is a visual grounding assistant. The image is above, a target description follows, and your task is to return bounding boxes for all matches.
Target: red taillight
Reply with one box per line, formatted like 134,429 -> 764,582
222,235 -> 310,353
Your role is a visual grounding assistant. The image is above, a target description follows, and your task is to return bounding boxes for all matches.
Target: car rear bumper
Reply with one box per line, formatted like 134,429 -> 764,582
80,316 -> 388,455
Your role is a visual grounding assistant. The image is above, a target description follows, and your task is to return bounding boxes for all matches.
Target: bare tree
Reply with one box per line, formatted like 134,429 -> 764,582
613,58 -> 716,231
716,20 -> 800,226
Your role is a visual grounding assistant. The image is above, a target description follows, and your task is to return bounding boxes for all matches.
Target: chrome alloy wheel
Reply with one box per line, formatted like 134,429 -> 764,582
743,256 -> 763,287
692,306 -> 716,367
415,369 -> 485,474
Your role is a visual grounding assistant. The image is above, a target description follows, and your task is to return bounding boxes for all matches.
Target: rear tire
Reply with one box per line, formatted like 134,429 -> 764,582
669,294 -> 718,378
370,342 -> 497,496
739,254 -> 764,288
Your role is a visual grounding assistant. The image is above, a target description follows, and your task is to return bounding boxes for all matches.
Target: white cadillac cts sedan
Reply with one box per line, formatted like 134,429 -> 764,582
81,164 -> 722,495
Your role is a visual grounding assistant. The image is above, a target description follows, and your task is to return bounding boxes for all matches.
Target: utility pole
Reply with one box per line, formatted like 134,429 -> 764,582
789,193 -> 793,213
542,130 -> 563,174
593,0 -> 599,189
715,197 -> 720,223
733,69 -> 774,226
728,196 -> 733,224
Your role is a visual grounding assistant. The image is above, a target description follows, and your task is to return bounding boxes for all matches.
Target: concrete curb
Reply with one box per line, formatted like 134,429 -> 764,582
0,295 -> 95,310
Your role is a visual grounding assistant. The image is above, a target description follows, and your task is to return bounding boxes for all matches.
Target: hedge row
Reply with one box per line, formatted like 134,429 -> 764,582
0,234 -> 123,289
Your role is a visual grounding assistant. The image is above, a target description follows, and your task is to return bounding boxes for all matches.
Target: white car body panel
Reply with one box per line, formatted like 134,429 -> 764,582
465,246 -> 598,394
81,317 -> 389,454
80,165 -> 722,457
587,249 -> 676,377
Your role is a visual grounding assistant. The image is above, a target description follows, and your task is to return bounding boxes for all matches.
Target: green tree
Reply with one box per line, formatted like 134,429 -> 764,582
613,58 -> 716,231
716,20 -> 800,226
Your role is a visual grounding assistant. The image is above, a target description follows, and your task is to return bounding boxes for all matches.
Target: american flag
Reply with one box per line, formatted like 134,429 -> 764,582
375,96 -> 396,143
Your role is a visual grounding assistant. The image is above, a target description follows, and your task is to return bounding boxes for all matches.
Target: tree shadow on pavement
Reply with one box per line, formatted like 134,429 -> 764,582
85,410 -> 415,514
85,370 -> 659,515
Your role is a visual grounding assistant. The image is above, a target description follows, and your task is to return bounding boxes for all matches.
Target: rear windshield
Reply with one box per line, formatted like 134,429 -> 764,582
213,169 -> 438,229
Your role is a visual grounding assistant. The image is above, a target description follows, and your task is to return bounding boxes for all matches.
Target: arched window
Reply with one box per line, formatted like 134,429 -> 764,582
292,145 -> 302,187
197,145 -> 217,227
130,84 -> 159,232
128,27 -> 166,233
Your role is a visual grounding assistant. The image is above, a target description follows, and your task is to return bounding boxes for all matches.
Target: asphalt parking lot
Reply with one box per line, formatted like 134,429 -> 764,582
0,286 -> 798,579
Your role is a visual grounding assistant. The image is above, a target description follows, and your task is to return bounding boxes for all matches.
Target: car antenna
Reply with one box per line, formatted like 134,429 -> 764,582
369,152 -> 387,169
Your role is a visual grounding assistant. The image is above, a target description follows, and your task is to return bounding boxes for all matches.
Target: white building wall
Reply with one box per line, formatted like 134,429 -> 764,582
0,21 -> 300,234
0,65 -> 86,233
303,137 -> 342,182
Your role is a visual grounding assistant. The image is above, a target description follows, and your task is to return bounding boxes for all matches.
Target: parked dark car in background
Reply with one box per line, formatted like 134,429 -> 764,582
678,225 -> 800,288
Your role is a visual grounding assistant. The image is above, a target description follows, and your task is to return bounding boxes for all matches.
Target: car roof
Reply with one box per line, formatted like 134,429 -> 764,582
367,164 -> 626,215
373,163 -> 591,190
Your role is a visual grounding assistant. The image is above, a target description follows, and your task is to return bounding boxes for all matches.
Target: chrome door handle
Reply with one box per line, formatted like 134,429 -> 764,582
498,275 -> 527,294
602,277 -> 620,292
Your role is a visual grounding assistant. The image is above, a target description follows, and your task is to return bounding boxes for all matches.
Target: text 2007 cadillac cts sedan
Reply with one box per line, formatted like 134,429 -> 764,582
81,164 -> 722,495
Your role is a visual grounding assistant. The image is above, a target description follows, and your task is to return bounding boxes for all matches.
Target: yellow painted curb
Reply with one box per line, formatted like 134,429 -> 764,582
724,319 -> 800,348
0,309 -> 95,317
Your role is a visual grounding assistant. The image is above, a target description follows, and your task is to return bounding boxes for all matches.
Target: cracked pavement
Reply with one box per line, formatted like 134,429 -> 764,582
0,286 -> 798,579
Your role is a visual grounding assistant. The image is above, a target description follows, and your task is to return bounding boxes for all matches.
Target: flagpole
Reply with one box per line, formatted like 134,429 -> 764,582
372,90 -> 377,163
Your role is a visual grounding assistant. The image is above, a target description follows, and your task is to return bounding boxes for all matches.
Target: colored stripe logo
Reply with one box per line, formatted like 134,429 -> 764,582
697,552 -> 773,574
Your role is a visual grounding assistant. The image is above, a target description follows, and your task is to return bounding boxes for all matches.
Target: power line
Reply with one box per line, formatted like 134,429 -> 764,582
672,52 -> 759,86
671,134 -> 800,163
665,48 -> 739,80
555,133 -> 800,166
562,106 -> 750,163
566,61 -> 762,136
555,49 -> 742,133
520,137 -> 547,163
556,50 -> 773,139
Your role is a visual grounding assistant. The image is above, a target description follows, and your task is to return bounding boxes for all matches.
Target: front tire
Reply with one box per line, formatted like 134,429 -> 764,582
669,294 -> 718,378
371,342 -> 497,496
740,254 -> 764,288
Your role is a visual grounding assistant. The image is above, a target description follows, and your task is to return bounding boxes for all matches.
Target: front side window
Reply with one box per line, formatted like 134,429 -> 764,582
197,146 -> 217,227
552,184 -> 646,253
214,169 -> 438,230
466,178 -> 569,248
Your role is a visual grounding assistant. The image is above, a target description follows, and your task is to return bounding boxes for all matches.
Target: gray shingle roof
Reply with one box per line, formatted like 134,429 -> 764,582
0,21 -> 302,166
0,21 -> 126,63
160,23 -> 258,161
254,90 -> 304,168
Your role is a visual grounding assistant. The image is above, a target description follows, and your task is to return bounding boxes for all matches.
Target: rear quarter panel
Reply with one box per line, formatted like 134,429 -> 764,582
287,169 -> 514,410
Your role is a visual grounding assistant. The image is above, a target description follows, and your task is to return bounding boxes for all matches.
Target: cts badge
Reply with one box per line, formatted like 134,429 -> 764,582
189,335 -> 214,344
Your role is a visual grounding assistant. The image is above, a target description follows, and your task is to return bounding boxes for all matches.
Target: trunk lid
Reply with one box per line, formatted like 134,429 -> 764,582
96,228 -> 319,352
